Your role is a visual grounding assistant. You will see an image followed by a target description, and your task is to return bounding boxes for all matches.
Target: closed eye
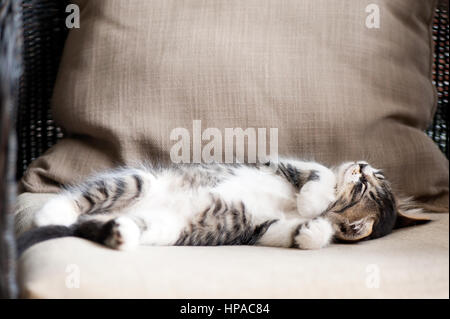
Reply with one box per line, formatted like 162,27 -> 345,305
374,171 -> 385,180
360,182 -> 367,194
357,177 -> 368,195
361,179 -> 367,194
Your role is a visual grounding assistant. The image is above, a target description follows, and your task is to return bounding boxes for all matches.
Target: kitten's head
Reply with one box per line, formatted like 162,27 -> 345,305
326,161 -> 430,242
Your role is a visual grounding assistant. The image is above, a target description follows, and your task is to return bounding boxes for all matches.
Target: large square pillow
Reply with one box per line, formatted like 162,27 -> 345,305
21,0 -> 448,211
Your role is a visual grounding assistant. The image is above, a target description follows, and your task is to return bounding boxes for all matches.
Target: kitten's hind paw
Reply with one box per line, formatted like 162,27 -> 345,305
294,218 -> 334,250
33,196 -> 78,228
104,217 -> 140,251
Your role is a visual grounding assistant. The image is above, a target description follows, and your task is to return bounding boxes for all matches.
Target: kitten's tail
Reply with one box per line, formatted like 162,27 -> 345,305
17,220 -> 111,257
17,225 -> 75,257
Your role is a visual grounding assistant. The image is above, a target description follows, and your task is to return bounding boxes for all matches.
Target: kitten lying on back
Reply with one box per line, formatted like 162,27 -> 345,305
17,159 -> 430,254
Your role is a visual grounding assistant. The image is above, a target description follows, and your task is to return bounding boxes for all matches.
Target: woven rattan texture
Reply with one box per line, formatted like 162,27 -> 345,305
15,3 -> 450,179
427,6 -> 449,158
17,0 -> 67,179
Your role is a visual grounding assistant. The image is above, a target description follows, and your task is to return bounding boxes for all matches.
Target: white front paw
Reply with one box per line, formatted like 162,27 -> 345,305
33,196 -> 78,228
296,182 -> 336,218
294,218 -> 334,250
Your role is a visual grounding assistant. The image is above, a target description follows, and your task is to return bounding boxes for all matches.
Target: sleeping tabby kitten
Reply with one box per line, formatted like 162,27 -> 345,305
18,159 -> 430,254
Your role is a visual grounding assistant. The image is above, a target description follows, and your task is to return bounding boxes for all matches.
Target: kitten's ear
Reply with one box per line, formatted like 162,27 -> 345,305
394,210 -> 431,229
334,217 -> 375,242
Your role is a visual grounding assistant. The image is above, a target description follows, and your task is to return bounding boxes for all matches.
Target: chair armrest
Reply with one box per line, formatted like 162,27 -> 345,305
0,0 -> 22,299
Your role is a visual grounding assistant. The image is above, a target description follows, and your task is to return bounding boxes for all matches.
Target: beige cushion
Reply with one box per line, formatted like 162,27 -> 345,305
17,193 -> 449,298
20,0 -> 448,210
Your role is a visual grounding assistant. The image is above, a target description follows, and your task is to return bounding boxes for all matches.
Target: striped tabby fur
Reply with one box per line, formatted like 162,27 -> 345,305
17,159 -> 430,254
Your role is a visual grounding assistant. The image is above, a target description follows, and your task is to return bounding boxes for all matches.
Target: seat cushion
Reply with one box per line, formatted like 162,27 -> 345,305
17,193 -> 449,298
20,0 -> 448,210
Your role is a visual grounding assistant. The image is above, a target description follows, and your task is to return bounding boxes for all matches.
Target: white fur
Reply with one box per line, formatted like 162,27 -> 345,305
294,217 -> 334,250
256,218 -> 308,247
29,159 -> 342,250
296,164 -> 336,218
33,195 -> 79,227
104,216 -> 141,251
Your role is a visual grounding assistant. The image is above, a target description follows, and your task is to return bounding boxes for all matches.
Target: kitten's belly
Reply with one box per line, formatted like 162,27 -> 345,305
123,175 -> 216,245
125,167 -> 299,245
213,167 -> 298,221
